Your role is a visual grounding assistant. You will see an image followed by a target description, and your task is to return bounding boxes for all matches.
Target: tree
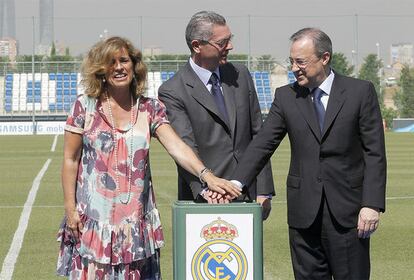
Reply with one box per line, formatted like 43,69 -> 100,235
331,52 -> 354,76
381,106 -> 398,129
395,65 -> 414,117
358,53 -> 382,101
255,54 -> 276,72
50,42 -> 56,57
148,54 -> 188,61
227,54 -> 248,61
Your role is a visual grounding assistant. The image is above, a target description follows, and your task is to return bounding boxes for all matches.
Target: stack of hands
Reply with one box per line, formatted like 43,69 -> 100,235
199,171 -> 272,220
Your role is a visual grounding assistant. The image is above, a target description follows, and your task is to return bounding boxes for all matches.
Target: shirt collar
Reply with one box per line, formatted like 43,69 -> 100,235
310,69 -> 335,95
189,57 -> 220,86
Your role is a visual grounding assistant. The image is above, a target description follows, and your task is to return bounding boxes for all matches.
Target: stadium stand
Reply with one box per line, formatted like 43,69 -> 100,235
252,71 -> 273,111
1,70 -> 277,115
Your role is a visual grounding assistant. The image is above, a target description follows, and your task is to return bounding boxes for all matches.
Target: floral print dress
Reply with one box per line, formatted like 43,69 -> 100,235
57,94 -> 168,279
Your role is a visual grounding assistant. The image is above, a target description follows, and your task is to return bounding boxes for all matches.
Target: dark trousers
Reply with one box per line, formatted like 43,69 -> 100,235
289,195 -> 370,280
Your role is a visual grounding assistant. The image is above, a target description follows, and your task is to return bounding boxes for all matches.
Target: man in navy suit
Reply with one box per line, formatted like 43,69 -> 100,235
232,28 -> 386,279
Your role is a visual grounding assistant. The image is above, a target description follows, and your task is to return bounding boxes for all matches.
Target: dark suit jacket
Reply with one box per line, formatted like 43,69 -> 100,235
233,73 -> 386,228
158,61 -> 275,201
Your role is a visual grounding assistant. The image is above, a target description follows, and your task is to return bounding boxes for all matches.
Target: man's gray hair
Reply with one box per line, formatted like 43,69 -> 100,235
185,11 -> 226,53
290,28 -> 332,64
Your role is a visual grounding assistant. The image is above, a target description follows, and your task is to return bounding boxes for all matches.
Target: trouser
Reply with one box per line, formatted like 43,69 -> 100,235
289,196 -> 370,280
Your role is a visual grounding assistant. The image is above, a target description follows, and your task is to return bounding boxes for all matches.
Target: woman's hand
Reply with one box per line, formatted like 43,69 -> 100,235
65,208 -> 83,242
202,172 -> 242,199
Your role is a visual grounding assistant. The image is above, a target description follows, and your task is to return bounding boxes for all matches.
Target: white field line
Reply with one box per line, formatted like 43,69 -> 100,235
0,159 -> 51,280
1,195 -> 413,209
50,134 -> 58,152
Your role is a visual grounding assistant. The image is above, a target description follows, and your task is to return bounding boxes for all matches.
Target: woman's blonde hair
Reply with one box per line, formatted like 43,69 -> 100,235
81,36 -> 147,98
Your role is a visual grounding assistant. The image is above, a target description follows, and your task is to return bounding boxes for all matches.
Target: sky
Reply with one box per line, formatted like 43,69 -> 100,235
10,0 -> 414,66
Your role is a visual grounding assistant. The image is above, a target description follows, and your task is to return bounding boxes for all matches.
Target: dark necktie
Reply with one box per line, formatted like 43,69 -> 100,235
209,73 -> 229,124
312,87 -> 326,131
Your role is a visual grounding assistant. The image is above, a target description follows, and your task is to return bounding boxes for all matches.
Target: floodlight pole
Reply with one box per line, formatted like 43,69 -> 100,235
376,42 -> 382,96
139,16 -> 143,51
32,16 -> 36,135
353,14 -> 359,75
247,14 -> 251,71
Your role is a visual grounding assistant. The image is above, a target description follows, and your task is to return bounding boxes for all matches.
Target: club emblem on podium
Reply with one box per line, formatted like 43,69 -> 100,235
191,217 -> 248,280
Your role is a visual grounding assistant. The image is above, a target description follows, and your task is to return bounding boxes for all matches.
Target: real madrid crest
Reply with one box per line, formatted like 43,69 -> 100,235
191,217 -> 248,280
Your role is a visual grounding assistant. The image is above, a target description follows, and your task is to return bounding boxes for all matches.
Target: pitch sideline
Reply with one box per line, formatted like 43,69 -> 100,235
0,159 -> 52,280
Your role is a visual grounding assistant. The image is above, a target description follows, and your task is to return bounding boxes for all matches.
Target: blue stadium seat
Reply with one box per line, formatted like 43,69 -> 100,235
56,96 -> 63,103
258,95 -> 265,102
63,73 -> 70,81
257,87 -> 264,94
263,79 -> 270,87
5,104 -> 12,112
261,72 -> 270,79
161,72 -> 168,81
56,103 -> 63,111
5,81 -> 12,89
5,74 -> 13,81
49,104 -> 56,111
70,73 -> 77,80
56,73 -> 63,80
49,73 -> 56,80
70,81 -> 77,88
264,87 -> 271,94
5,96 -> 12,102
64,89 -> 70,95
254,72 -> 261,80
64,103 -> 71,111
35,81 -> 41,88
70,89 -> 77,95
256,80 -> 263,87
35,89 -> 41,96
64,81 -> 70,88
265,94 -> 273,102
5,89 -> 12,96
168,72 -> 175,78
57,81 -> 63,89
56,89 -> 63,95
259,101 -> 266,109
26,96 -> 41,103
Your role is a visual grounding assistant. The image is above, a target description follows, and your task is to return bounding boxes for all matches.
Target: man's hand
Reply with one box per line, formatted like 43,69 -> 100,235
357,207 -> 380,239
203,173 -> 242,199
256,196 -> 272,220
202,190 -> 232,204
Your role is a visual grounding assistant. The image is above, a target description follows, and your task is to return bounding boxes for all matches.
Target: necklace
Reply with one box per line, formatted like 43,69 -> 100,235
105,92 -> 138,204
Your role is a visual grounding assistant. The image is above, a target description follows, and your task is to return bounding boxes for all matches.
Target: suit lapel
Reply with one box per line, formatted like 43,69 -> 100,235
219,66 -> 236,136
321,75 -> 346,138
182,63 -> 230,130
294,83 -> 322,141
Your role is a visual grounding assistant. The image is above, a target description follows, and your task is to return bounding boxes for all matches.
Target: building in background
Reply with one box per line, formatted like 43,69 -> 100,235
390,43 -> 414,66
0,37 -> 17,61
38,0 -> 54,55
0,0 -> 16,39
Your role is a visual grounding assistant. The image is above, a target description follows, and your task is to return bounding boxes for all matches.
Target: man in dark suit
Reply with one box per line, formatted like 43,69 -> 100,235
232,28 -> 386,279
158,11 -> 274,217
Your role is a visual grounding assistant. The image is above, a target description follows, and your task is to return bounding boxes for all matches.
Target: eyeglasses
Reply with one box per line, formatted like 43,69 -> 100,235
288,56 -> 321,70
201,34 -> 234,50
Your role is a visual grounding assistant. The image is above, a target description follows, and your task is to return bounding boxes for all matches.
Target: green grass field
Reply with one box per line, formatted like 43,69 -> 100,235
0,132 -> 413,279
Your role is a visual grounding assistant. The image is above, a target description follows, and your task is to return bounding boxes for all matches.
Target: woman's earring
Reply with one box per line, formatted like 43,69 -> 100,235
102,77 -> 106,83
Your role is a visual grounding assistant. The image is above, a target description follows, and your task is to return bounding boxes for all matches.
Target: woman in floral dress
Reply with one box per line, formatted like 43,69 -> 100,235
56,36 -> 241,279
